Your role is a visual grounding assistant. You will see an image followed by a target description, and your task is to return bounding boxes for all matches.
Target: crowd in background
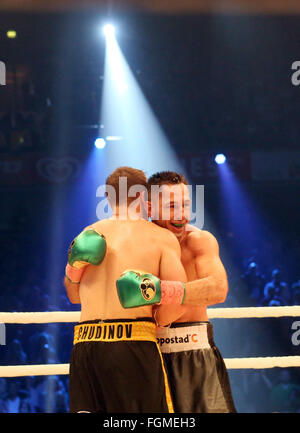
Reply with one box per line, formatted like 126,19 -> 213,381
1,11 -> 300,414
230,261 -> 300,308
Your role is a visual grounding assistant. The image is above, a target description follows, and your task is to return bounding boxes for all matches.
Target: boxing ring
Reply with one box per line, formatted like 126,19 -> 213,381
0,306 -> 300,377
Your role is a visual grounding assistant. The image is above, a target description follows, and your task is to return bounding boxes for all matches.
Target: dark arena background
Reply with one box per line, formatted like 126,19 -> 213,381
0,0 -> 300,414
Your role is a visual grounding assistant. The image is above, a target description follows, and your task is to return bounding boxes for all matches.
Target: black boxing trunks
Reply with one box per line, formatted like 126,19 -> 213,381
69,318 -> 173,413
157,321 -> 236,413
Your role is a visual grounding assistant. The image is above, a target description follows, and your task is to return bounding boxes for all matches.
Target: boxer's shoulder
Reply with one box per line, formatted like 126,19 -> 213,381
83,220 -> 109,238
88,216 -> 123,230
156,224 -> 181,247
186,229 -> 218,253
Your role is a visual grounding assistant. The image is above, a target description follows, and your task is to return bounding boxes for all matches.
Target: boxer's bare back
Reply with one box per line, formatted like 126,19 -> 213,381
76,218 -> 187,322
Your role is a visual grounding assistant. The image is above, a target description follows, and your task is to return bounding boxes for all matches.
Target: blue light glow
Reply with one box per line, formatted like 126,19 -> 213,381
94,138 -> 106,149
215,153 -> 227,164
101,30 -> 184,175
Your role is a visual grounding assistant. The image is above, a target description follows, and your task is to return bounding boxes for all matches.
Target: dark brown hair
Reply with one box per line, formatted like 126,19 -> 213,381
147,171 -> 188,196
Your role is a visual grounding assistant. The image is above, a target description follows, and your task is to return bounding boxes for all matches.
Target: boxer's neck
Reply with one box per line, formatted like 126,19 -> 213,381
112,205 -> 147,221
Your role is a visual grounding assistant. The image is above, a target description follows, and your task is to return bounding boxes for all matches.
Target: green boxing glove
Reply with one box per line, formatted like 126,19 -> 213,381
116,270 -> 185,309
65,229 -> 107,283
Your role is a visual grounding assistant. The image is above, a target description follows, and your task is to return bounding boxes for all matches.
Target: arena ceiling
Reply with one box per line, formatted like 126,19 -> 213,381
0,0 -> 300,14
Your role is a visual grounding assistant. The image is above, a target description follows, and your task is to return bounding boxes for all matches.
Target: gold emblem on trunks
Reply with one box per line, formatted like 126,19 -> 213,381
140,277 -> 156,302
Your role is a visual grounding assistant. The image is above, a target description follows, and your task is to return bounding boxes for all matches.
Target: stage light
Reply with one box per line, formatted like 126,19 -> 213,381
106,136 -> 123,141
215,154 -> 226,165
7,30 -> 17,39
103,24 -> 115,39
94,138 -> 106,149
100,21 -> 185,178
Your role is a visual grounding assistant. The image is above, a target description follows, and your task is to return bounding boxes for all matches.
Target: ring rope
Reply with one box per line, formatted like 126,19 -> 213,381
0,306 -> 299,324
1,356 -> 300,377
0,311 -> 81,324
208,306 -> 300,319
1,306 -> 299,377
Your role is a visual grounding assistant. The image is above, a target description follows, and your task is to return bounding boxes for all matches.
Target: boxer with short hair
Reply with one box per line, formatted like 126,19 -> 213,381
117,171 -> 236,413
64,166 -> 187,413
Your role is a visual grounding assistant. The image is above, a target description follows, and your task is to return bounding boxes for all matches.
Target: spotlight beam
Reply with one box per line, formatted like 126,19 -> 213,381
103,24 -> 115,39
100,31 -> 184,175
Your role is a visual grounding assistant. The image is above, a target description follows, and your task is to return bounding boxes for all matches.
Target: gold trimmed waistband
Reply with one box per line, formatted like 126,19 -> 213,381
73,320 -> 157,345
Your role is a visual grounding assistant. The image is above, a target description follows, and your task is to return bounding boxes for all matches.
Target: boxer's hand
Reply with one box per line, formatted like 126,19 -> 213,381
116,270 -> 162,308
65,229 -> 107,283
116,270 -> 185,308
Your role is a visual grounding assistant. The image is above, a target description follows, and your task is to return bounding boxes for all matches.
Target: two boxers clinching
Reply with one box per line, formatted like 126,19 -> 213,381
64,166 -> 236,413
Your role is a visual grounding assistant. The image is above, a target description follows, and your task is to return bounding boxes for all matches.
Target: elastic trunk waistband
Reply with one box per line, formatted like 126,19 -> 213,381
74,318 -> 156,345
156,322 -> 214,353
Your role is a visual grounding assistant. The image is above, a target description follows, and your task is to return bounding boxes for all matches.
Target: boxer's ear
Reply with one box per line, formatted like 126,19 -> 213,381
140,190 -> 146,203
141,190 -> 152,219
105,186 -> 116,211
140,190 -> 150,219
147,199 -> 152,219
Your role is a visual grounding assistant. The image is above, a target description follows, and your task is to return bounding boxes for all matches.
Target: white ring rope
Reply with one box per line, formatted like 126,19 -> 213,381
0,364 -> 70,377
207,306 -> 300,319
1,356 -> 300,377
0,306 -> 299,324
0,311 -> 81,324
0,306 -> 299,377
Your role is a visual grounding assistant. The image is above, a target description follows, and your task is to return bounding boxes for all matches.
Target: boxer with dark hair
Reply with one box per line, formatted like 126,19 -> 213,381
117,170 -> 236,413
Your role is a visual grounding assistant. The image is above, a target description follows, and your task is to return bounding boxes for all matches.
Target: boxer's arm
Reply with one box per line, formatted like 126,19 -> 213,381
64,276 -> 81,304
159,232 -> 187,282
65,228 -> 107,283
153,303 -> 187,327
184,231 -> 228,306
154,233 -> 188,326
64,226 -> 106,303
